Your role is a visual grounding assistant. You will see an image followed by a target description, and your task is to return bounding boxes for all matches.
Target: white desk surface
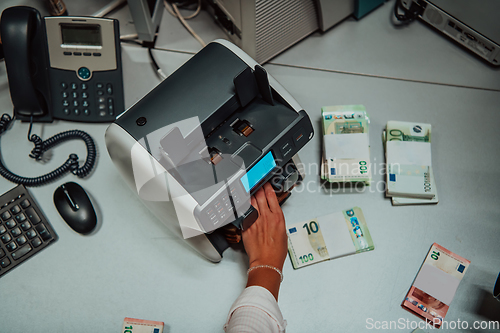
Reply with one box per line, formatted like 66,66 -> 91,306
0,1 -> 499,332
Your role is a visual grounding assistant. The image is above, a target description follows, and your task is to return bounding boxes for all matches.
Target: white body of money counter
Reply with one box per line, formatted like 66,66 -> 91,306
105,40 -> 314,262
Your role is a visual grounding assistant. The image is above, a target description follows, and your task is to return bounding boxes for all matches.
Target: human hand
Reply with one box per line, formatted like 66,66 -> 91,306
242,182 -> 288,271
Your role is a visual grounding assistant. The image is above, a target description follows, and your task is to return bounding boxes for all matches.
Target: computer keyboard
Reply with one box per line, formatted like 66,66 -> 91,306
0,185 -> 58,277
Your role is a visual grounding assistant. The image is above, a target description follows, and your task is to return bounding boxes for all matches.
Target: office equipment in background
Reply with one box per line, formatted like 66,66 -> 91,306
127,0 -> 164,42
316,0 -> 355,31
105,40 -> 314,262
204,0 -> 387,63
204,0 -> 319,63
53,182 -> 97,235
398,0 -> 500,66
354,0 -> 386,19
0,6 -> 125,123
0,185 -> 58,278
46,0 -> 68,16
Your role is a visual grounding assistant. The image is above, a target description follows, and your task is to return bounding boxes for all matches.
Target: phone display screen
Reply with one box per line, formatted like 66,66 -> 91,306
60,24 -> 102,46
240,151 -> 277,193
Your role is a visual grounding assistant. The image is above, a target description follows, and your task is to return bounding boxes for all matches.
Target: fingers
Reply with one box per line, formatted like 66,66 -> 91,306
254,186 -> 270,213
264,183 -> 281,214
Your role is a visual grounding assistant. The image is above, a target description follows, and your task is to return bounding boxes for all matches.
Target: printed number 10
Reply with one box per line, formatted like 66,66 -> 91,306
303,221 -> 319,235
431,251 -> 440,260
124,326 -> 132,333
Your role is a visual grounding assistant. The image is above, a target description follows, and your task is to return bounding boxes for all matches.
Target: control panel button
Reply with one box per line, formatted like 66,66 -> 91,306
77,67 -> 91,80
280,140 -> 293,158
83,109 -> 90,116
61,82 -> 68,90
63,51 -> 71,56
93,52 -> 102,56
106,84 -> 113,95
82,92 -> 88,99
83,52 -> 91,56
73,52 -> 82,56
82,100 -> 89,107
63,108 -> 70,115
61,91 -> 68,98
72,100 -> 79,107
71,91 -> 78,99
81,83 -> 88,90
70,83 -> 78,90
62,100 -> 69,107
74,109 -> 80,116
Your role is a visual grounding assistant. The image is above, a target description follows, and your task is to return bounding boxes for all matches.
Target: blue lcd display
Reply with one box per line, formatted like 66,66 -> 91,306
240,151 -> 277,193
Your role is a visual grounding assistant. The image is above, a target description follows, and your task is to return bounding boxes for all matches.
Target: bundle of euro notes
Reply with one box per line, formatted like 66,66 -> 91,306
122,317 -> 164,333
321,105 -> 371,184
287,207 -> 374,269
402,243 -> 470,328
383,121 -> 438,205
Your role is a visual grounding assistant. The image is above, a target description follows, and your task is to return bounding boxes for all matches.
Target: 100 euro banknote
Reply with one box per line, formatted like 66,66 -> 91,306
321,105 -> 371,183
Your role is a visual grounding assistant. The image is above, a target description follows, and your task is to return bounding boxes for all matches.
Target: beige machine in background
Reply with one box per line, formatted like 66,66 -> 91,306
205,0 -> 355,63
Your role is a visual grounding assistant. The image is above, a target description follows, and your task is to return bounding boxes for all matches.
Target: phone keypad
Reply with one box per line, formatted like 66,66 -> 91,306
59,81 -> 115,118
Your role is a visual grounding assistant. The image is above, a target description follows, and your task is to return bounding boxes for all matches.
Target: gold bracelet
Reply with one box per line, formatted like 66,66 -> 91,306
247,265 -> 283,282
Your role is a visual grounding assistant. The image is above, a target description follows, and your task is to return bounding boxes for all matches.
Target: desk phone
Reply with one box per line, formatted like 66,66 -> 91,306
1,6 -> 125,122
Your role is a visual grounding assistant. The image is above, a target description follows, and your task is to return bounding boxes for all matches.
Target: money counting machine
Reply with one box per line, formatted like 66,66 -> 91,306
105,40 -> 313,262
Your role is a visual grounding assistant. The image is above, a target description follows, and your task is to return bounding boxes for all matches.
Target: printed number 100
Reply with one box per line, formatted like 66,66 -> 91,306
299,253 -> 314,263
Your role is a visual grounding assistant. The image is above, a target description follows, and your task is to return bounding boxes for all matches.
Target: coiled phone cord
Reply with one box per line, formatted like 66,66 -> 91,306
0,113 -> 97,186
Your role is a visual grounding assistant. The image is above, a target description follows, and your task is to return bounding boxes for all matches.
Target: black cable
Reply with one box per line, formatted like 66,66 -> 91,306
0,113 -> 97,187
120,38 -> 166,79
393,0 -> 422,25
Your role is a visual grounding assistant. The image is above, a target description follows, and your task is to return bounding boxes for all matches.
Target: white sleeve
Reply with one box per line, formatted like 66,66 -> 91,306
224,286 -> 287,333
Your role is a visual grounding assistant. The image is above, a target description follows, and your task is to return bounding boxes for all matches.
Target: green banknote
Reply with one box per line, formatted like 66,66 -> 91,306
321,105 -> 371,184
383,130 -> 438,205
287,207 -> 374,269
384,121 -> 438,200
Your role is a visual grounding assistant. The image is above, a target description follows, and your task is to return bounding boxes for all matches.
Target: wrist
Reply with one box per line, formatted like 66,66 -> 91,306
249,259 -> 284,271
247,264 -> 283,282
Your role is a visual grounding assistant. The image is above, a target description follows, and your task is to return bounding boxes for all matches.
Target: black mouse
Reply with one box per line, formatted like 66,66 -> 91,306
53,182 -> 97,235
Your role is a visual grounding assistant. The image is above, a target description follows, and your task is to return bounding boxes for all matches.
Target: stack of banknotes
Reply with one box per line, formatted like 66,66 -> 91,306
321,105 -> 371,184
383,121 -> 439,205
402,243 -> 470,328
287,207 -> 374,269
122,317 -> 164,333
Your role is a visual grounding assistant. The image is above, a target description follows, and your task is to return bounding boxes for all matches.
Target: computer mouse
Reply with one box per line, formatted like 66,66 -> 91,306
53,182 -> 97,235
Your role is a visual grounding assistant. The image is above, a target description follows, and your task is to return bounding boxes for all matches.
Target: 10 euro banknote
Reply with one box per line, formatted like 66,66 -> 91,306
287,207 -> 374,269
402,243 -> 470,328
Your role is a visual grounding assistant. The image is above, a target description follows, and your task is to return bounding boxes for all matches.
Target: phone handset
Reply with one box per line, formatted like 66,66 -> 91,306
0,6 -> 51,118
